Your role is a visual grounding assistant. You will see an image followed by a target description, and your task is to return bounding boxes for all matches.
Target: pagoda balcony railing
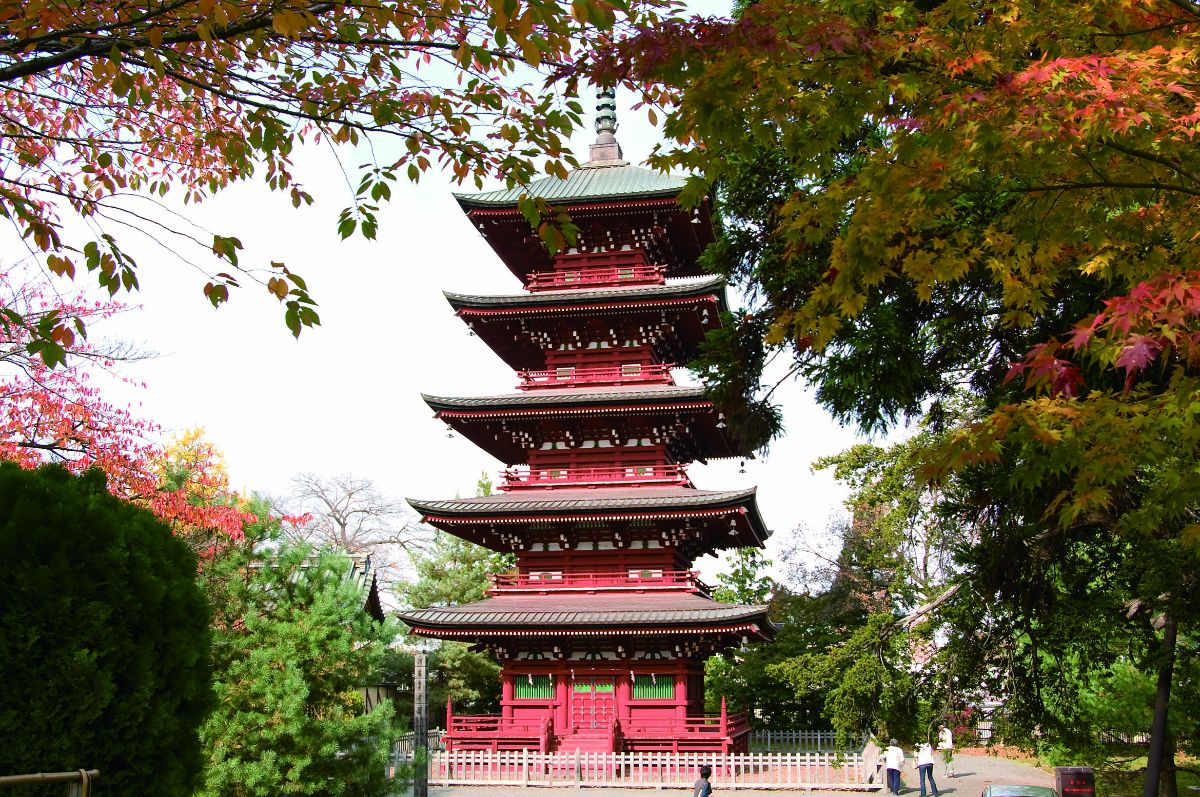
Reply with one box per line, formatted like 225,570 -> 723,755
516,363 -> 674,390
498,464 -> 691,491
525,264 -> 664,291
488,570 -> 711,595
443,711 -> 554,753
619,710 -> 751,741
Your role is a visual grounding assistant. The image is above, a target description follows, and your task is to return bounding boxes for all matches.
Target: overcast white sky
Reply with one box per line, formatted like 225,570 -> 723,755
67,5 -> 877,580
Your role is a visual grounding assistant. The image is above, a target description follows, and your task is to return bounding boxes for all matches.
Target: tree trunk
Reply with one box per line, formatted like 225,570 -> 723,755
1162,728 -> 1177,797
1143,617 -> 1177,797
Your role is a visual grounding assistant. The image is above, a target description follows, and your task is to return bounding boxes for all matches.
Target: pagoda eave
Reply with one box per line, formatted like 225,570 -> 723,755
435,401 -> 713,419
460,195 -> 683,215
426,388 -> 745,463
405,622 -> 773,640
407,487 -> 771,551
450,293 -> 724,318
408,502 -> 770,554
444,287 -> 725,372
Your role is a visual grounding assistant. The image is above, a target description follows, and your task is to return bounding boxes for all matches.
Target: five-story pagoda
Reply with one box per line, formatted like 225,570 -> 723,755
400,91 -> 774,755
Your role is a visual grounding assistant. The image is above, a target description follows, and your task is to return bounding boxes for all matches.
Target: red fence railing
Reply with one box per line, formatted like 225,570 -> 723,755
526,264 -> 664,291
516,363 -> 674,390
445,712 -> 554,753
498,464 -> 690,491
488,570 -> 710,594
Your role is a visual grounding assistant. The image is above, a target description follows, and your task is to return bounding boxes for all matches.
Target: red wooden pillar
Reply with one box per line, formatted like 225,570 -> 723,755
616,668 -> 631,721
501,670 -> 514,719
554,666 -> 569,733
720,696 -> 731,755
674,659 -> 687,722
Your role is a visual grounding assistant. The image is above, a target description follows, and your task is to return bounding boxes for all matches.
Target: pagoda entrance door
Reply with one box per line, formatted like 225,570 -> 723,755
570,676 -> 615,731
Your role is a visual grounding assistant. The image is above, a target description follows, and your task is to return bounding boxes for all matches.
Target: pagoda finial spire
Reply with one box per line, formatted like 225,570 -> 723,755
587,86 -> 625,166
595,87 -> 618,136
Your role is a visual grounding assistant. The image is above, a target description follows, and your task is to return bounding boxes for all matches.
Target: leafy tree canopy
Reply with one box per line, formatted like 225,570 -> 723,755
585,5 -> 1200,790
588,0 -> 1200,540
0,0 -> 674,359
1,270 -> 255,540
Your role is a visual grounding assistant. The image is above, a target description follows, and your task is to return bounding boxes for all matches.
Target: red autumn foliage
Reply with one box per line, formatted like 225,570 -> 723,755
1,266 -> 249,539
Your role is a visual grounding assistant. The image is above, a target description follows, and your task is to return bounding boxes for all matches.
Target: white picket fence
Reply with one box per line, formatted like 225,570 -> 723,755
393,729 -> 446,753
751,730 -> 840,752
408,749 -> 879,790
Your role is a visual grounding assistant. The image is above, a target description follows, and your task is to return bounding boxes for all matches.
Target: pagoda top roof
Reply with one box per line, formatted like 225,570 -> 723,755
399,591 -> 773,636
423,384 -> 707,412
455,162 -> 688,210
445,276 -> 725,313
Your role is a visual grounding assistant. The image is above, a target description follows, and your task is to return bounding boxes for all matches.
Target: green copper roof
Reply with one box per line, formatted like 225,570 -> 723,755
455,163 -> 687,208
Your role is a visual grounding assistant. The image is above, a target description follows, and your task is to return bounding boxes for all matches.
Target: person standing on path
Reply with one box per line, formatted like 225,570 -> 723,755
693,765 -> 713,797
937,725 -> 955,778
916,741 -> 940,797
884,738 -> 905,795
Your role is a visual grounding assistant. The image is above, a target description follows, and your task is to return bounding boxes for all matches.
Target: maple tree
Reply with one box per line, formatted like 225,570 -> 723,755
0,0 -> 670,359
580,0 -> 1200,793
151,428 -> 257,548
0,266 -> 251,538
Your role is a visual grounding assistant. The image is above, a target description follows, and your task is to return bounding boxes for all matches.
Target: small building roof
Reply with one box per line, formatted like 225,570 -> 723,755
399,591 -> 773,638
455,163 -> 688,209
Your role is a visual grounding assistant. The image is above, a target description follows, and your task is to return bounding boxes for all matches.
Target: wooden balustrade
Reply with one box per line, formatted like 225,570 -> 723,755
488,569 -> 710,594
621,712 -> 749,740
498,464 -> 691,491
525,263 -> 663,291
445,713 -> 554,753
516,363 -> 674,390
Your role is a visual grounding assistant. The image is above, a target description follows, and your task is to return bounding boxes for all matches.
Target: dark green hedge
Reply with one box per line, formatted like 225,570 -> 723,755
0,463 -> 211,797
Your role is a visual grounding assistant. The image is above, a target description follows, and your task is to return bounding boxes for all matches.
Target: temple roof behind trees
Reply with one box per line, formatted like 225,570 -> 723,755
399,591 -> 774,638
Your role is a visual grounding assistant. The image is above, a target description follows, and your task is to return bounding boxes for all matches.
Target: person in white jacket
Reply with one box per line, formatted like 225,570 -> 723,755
884,739 -> 905,795
937,725 -> 955,777
916,742 -> 939,797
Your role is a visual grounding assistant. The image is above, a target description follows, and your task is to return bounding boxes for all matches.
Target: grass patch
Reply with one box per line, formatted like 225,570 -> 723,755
1087,754 -> 1199,797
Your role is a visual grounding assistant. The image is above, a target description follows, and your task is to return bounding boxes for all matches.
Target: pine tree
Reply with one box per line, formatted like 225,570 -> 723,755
198,516 -> 401,797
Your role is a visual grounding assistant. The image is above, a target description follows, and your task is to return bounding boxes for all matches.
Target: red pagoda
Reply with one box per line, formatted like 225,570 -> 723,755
400,91 -> 774,755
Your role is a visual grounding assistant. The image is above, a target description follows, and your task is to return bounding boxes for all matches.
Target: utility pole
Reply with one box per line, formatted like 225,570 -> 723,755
413,649 -> 428,797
